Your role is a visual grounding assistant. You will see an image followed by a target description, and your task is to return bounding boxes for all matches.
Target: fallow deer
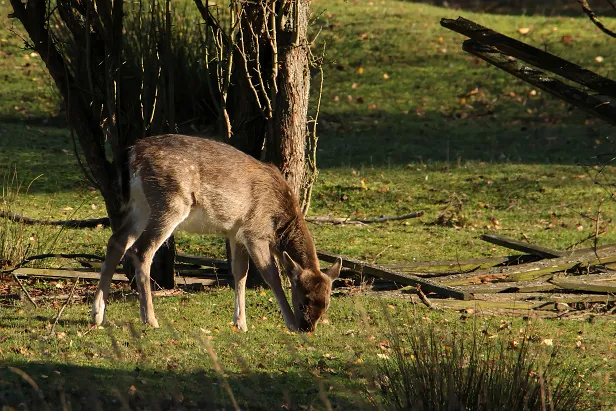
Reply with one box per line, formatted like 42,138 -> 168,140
91,134 -> 342,332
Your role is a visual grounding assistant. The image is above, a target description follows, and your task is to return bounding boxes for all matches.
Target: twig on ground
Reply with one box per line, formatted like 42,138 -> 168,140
50,277 -> 80,335
415,285 -> 441,310
306,211 -> 423,225
371,245 -> 392,264
10,273 -> 37,307
0,211 -> 110,228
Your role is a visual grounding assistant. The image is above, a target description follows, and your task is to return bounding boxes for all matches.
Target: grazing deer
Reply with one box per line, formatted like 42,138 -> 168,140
91,134 -> 342,332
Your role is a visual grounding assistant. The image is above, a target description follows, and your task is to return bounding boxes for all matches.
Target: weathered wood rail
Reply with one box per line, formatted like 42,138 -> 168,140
440,17 -> 616,126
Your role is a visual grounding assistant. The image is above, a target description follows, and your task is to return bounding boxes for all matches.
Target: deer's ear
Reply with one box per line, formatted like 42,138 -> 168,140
282,252 -> 302,282
325,257 -> 342,281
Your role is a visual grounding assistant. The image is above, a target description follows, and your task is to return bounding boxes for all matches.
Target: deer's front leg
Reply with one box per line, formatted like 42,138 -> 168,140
247,240 -> 297,331
229,240 -> 250,332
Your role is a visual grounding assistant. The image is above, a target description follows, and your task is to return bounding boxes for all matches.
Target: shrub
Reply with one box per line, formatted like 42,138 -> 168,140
377,318 -> 588,410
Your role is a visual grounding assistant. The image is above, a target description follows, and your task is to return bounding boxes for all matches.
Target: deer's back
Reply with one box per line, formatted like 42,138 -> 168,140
129,134 -> 297,238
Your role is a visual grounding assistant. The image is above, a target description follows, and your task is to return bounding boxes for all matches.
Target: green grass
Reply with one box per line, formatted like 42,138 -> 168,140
1,290 -> 615,408
2,0 -> 616,408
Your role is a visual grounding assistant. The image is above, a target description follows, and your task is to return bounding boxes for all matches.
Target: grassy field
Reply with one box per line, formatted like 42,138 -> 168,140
2,0 -> 616,408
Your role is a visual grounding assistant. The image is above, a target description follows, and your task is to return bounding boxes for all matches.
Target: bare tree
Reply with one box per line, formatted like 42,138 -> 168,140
195,0 -> 321,210
8,0 -> 181,288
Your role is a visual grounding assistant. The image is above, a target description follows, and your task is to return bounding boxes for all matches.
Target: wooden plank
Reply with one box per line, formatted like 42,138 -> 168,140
175,276 -> 228,286
548,277 -> 616,294
439,249 -> 616,283
382,255 -> 531,274
440,17 -> 616,98
176,255 -> 228,268
317,250 -> 471,300
437,299 -> 535,311
459,40 -> 616,125
528,294 -> 616,307
458,281 -> 557,294
480,233 -> 563,258
13,268 -> 128,282
176,268 -> 230,277
381,244 -> 616,276
13,268 -> 227,287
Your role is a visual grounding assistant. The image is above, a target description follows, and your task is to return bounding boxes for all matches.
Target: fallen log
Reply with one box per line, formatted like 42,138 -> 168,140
480,233 -> 564,259
317,250 -> 471,300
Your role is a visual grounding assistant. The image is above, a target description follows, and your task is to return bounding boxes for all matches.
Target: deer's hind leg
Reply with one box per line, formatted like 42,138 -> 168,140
130,206 -> 191,327
92,213 -> 147,326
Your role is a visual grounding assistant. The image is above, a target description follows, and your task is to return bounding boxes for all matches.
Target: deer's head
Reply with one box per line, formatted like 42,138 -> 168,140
282,252 -> 342,333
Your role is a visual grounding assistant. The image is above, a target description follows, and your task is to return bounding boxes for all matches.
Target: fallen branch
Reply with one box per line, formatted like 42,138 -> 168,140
50,277 -> 79,335
0,211 -> 110,228
306,211 -> 423,225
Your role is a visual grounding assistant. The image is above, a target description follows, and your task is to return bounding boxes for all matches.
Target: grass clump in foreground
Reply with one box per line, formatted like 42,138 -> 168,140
378,315 -> 587,410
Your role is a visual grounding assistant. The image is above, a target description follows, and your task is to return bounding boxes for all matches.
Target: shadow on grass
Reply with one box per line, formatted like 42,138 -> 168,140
316,108 -> 610,168
405,0 -> 616,17
0,360 -> 368,410
0,103 -> 612,196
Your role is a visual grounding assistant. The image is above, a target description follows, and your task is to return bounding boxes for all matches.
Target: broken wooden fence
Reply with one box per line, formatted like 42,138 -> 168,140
440,17 -> 616,126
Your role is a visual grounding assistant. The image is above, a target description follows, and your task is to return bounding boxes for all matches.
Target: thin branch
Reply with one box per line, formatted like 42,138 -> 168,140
594,199 -> 605,260
247,17 -> 273,118
50,277 -> 80,335
579,0 -> 616,38
236,20 -> 264,113
301,43 -> 326,215
306,211 -> 424,225
10,273 -> 37,307
193,0 -> 229,46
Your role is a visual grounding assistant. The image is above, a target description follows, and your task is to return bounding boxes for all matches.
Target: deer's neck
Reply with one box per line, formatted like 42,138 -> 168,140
278,215 -> 320,272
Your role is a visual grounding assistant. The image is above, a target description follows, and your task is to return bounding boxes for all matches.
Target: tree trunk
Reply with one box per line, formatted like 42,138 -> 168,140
266,0 -> 310,198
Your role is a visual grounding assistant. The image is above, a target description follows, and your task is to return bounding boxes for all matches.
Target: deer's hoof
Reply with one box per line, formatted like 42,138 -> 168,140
91,299 -> 105,326
145,318 -> 159,328
234,321 -> 248,332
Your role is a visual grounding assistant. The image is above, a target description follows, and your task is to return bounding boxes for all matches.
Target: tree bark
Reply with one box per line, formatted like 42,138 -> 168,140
267,0 -> 311,198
